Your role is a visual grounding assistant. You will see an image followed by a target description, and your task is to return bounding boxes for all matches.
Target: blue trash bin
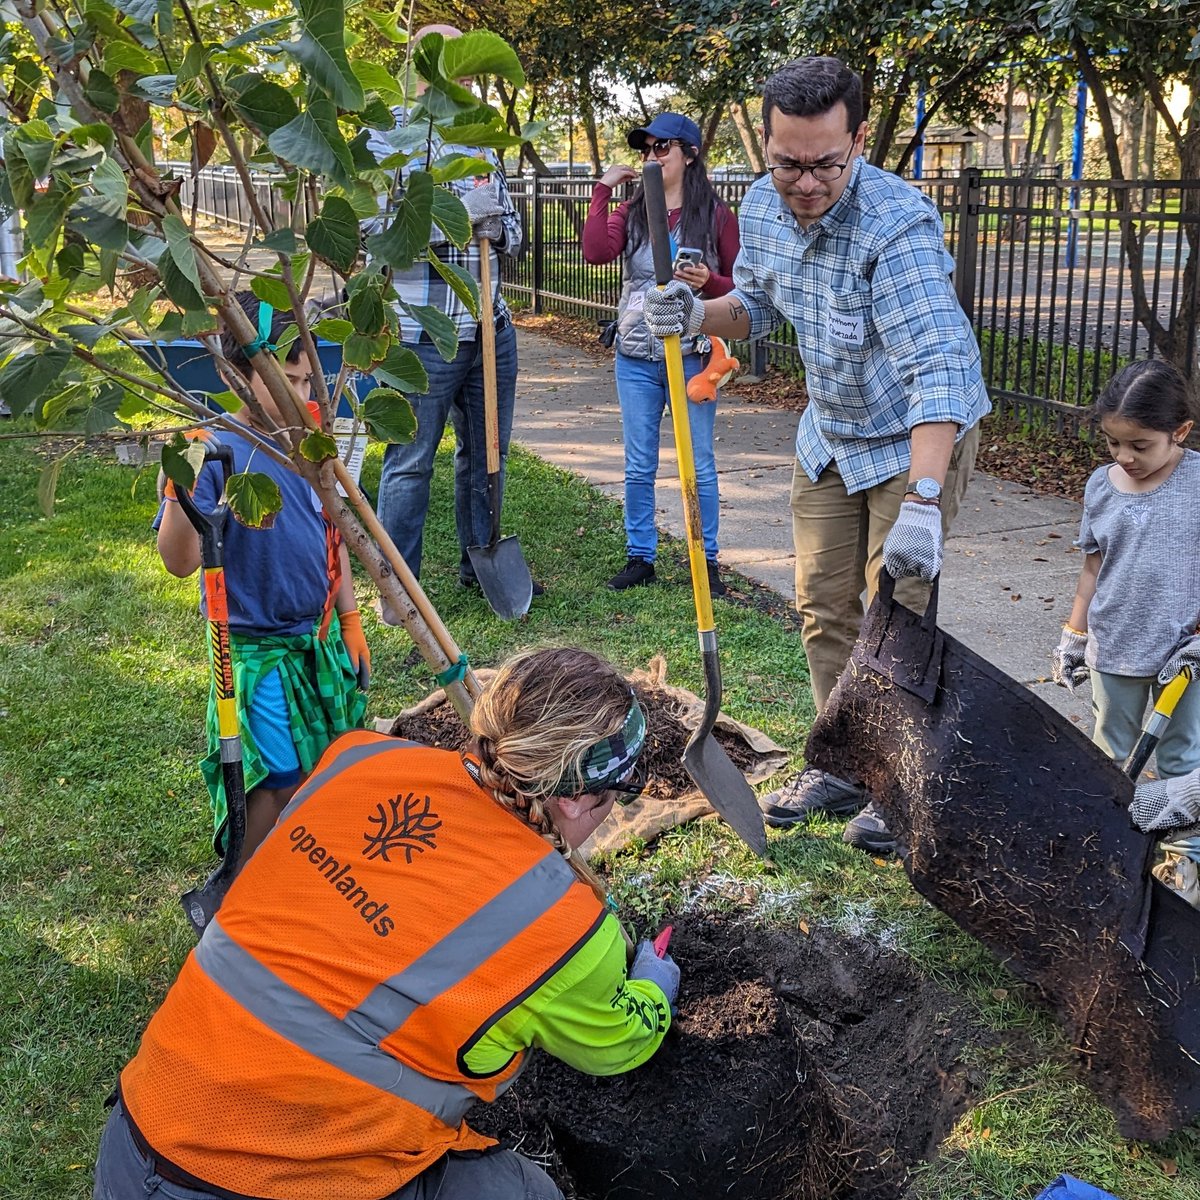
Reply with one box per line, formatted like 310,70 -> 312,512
1035,1176 -> 1122,1200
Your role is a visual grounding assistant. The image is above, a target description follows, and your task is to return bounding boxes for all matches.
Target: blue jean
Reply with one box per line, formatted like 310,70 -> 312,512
614,351 -> 719,562
376,321 -> 518,582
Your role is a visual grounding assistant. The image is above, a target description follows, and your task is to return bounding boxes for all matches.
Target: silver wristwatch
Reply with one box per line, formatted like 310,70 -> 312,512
905,477 -> 942,503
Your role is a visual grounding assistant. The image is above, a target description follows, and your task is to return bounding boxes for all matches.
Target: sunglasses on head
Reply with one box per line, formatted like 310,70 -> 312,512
605,759 -> 648,806
639,139 -> 680,160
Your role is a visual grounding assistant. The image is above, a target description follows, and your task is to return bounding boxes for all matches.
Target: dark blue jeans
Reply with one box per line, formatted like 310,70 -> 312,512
376,321 -> 518,582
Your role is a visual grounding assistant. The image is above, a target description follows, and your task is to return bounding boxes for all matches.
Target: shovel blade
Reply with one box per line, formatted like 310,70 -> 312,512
180,860 -> 233,937
467,535 -> 534,620
682,732 -> 768,857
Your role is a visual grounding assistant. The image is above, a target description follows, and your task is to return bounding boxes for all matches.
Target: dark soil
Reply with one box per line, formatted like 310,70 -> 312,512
389,683 -> 760,801
473,915 -> 992,1199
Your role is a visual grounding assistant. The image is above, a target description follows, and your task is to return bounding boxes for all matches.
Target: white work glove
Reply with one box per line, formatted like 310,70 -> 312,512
1158,633 -> 1200,685
881,501 -> 943,582
1129,766 -> 1200,833
1051,626 -> 1089,694
461,181 -> 505,242
628,939 -> 680,1006
643,279 -> 705,339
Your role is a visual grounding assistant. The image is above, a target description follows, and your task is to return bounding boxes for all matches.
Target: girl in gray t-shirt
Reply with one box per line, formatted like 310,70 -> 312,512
1051,360 -> 1200,779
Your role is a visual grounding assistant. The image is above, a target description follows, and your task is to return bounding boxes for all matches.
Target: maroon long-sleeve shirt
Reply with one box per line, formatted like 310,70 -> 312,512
582,183 -> 740,298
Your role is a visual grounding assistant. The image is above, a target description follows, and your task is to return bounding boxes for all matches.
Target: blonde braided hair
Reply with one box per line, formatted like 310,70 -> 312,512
470,646 -> 633,918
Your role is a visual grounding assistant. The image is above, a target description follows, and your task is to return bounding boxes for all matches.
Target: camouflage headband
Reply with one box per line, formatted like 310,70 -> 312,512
548,698 -> 647,797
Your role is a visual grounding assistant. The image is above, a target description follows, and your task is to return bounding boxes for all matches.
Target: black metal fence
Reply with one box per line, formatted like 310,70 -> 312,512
176,164 -> 1198,423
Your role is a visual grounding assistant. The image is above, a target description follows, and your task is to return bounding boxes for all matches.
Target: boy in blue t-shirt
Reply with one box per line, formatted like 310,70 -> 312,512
156,292 -> 370,872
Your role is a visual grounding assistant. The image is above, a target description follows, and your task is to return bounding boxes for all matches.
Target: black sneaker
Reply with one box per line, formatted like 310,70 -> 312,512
842,802 -> 897,854
706,558 -> 726,598
608,557 -> 656,590
759,767 -> 867,828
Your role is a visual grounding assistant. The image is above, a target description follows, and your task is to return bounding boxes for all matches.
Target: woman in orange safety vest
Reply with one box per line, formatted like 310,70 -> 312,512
93,646 -> 680,1200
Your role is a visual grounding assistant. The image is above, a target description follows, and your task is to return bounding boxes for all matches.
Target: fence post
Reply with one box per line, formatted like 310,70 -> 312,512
954,168 -> 981,322
531,176 -> 544,314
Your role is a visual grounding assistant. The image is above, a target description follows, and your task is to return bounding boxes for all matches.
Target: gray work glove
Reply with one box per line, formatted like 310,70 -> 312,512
1129,766 -> 1200,833
461,181 -> 505,243
1158,633 -> 1200,685
1051,626 -> 1089,694
628,939 -> 680,1006
643,279 -> 705,339
881,501 -> 943,582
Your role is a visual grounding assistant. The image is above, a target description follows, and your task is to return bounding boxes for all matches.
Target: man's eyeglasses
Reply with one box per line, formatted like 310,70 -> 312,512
639,139 -> 679,160
606,759 -> 648,806
765,136 -> 856,184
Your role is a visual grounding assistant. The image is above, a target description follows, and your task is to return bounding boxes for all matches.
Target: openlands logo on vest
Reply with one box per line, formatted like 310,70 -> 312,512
289,823 -> 396,937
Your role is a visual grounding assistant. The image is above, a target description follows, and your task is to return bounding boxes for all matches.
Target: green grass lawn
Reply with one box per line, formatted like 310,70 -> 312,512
1,428 -> 1198,1200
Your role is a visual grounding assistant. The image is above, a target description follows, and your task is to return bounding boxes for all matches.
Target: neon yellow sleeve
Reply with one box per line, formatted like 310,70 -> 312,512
463,913 -> 671,1078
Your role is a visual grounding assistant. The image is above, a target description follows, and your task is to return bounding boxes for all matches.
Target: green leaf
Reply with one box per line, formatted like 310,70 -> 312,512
440,31 -> 526,87
425,252 -> 479,317
225,74 -> 299,137
83,68 -> 121,114
258,228 -> 300,253
159,255 -> 206,311
129,75 -> 177,105
223,15 -> 296,50
160,434 -> 199,491
432,121 -> 522,151
226,470 -> 283,529
177,43 -> 208,85
312,317 -> 353,343
402,303 -> 457,362
209,390 -> 244,413
38,452 -> 72,518
3,135 -> 35,209
351,60 -> 405,104
25,182 -> 74,252
347,285 -> 386,336
83,381 -> 128,434
162,214 -> 204,299
305,195 -> 360,274
365,169 -> 433,270
268,98 -> 355,188
283,0 -> 365,111
47,22 -> 96,67
101,41 -> 159,76
67,156 -> 128,251
59,321 -> 120,347
0,347 -> 72,418
343,330 -> 388,369
361,387 -> 417,443
70,123 -> 116,152
361,96 -> 395,131
430,187 -> 471,248
250,275 -> 294,313
431,153 -> 493,183
300,428 -> 339,461
359,8 -> 408,42
370,343 -> 428,393
15,120 -> 56,180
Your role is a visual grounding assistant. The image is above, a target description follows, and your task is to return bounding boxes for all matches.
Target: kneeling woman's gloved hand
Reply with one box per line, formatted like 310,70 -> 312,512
628,939 -> 680,1006
1130,766 -> 1200,833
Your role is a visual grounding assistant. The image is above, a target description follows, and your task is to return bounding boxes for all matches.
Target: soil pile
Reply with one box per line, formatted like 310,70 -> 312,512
474,916 -> 989,1199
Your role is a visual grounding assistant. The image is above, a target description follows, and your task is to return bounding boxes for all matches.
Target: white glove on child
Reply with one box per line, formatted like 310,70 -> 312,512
1051,627 -> 1089,694
644,280 -> 706,339
1129,766 -> 1200,833
882,501 -> 944,582
1158,634 -> 1200,685
628,939 -> 680,1006
462,181 -> 505,242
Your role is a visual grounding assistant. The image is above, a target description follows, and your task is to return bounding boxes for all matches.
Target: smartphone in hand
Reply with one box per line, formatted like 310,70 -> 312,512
673,247 -> 702,272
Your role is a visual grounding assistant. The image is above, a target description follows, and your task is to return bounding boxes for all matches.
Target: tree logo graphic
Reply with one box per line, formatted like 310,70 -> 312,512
362,793 -> 442,863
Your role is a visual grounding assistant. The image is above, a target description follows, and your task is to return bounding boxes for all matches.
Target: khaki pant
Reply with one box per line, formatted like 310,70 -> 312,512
791,424 -> 981,713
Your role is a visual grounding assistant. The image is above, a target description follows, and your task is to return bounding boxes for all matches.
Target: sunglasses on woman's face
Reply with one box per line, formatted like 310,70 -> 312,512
605,759 -> 648,806
639,139 -> 679,160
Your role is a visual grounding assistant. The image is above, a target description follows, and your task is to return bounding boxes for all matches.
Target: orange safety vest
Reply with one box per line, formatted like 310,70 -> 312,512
120,731 -> 606,1200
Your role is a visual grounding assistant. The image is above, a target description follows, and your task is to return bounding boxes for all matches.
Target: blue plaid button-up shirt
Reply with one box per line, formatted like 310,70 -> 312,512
364,115 -> 523,345
731,158 -> 990,493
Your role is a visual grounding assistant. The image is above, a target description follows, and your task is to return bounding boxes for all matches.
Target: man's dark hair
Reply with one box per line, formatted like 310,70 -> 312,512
1094,358 -> 1196,433
219,289 -> 304,381
762,57 -> 863,140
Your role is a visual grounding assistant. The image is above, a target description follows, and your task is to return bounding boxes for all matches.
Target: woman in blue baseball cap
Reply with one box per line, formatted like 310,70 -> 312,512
583,113 -> 740,596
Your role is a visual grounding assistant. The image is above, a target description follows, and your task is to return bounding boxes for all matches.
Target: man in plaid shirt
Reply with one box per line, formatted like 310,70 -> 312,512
365,26 -> 527,613
645,56 -> 990,853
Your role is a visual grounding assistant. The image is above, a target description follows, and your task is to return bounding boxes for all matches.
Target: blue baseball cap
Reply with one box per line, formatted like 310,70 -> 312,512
627,113 -> 702,153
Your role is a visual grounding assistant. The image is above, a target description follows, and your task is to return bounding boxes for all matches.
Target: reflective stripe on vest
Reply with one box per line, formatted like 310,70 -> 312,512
275,734 -> 410,827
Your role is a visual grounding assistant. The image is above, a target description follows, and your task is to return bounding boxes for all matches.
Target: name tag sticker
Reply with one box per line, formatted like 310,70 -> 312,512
627,292 -> 645,313
827,309 -> 864,346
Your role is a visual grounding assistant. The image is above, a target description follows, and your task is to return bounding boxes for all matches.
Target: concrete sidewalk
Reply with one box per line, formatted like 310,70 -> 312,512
511,327 -> 1094,732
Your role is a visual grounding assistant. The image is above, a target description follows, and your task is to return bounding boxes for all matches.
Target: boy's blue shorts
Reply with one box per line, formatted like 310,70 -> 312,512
247,667 -> 302,790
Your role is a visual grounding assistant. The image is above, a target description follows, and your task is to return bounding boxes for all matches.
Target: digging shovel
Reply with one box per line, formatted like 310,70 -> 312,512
1124,666 -> 1193,780
175,445 -> 247,936
466,236 -> 534,620
641,161 -> 767,858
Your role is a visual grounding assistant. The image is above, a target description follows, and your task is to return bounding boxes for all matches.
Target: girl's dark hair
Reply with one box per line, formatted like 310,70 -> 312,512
624,146 -> 727,269
219,290 -> 304,381
1095,359 -> 1196,433
763,56 -> 864,139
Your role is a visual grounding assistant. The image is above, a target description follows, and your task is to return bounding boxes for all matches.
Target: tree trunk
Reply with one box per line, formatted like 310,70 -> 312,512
701,106 -> 722,158
1002,74 -> 1016,174
730,100 -> 765,173
869,67 -> 911,168
578,88 -> 602,176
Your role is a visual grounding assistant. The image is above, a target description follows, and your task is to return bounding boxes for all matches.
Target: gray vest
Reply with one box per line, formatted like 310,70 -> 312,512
616,235 -> 702,361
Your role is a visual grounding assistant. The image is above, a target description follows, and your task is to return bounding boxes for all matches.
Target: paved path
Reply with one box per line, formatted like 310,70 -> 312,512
511,327 -> 1094,733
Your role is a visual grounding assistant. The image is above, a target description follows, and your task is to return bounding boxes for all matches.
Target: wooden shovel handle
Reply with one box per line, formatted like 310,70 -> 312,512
479,237 -> 500,476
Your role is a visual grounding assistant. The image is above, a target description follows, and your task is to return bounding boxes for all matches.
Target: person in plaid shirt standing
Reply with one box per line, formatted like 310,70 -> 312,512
366,25 -> 529,617
644,56 -> 991,853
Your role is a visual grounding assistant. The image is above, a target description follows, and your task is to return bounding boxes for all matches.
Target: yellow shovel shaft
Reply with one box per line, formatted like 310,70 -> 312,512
1146,665 -> 1193,737
661,328 -> 714,635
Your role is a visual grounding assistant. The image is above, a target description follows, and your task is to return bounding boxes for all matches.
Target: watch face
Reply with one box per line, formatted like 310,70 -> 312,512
913,478 -> 941,500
